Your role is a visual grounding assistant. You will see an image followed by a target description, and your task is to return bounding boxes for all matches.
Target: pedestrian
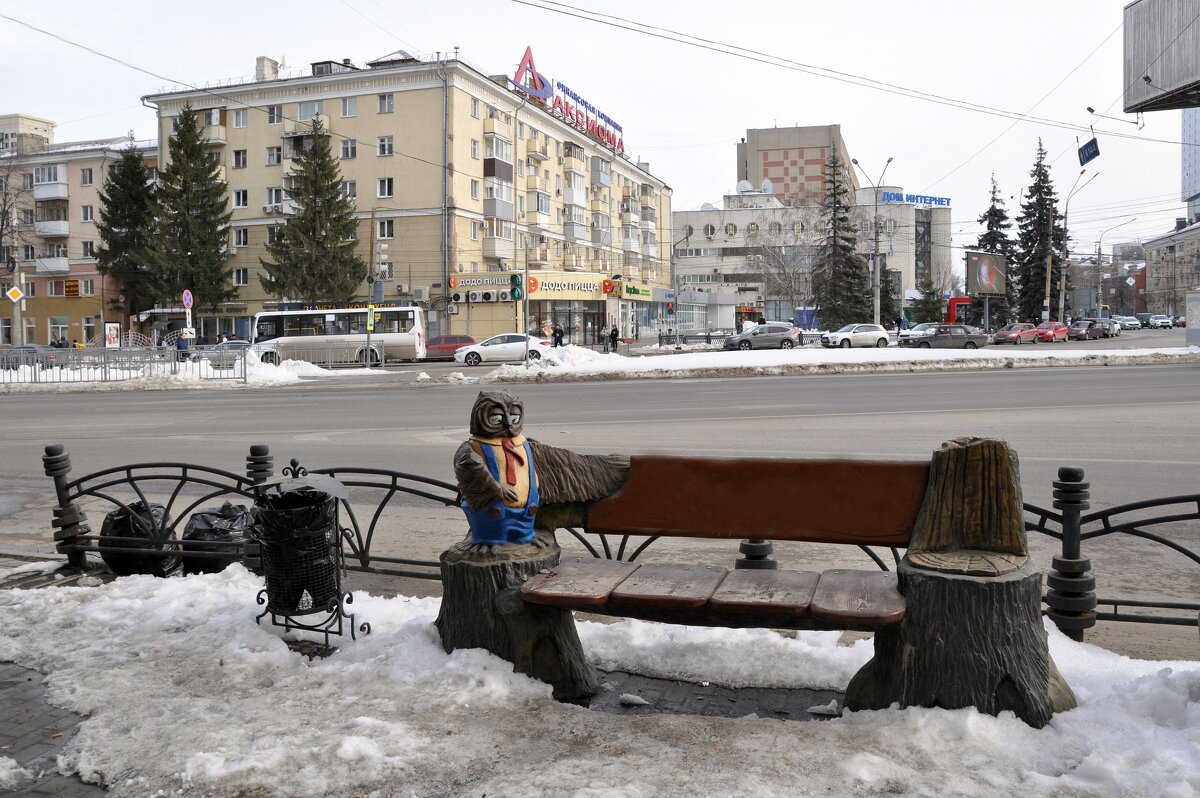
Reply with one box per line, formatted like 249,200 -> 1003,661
736,319 -> 743,334
176,333 -> 190,361
71,339 -> 80,348
609,325 -> 619,353
552,323 -> 564,348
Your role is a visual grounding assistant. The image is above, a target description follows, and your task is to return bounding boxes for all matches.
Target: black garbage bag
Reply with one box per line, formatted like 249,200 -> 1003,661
251,488 -> 340,616
182,501 -> 252,575
99,501 -> 178,577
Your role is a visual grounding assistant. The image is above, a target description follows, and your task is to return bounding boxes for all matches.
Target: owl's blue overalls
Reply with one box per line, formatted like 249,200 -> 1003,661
461,435 -> 539,545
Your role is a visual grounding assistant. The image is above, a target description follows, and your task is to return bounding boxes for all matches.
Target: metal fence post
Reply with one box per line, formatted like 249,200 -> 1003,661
242,444 -> 273,573
1045,466 -> 1096,641
42,443 -> 89,569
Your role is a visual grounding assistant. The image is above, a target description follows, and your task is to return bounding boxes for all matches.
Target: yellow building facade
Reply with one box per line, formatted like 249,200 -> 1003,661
143,50 -> 671,344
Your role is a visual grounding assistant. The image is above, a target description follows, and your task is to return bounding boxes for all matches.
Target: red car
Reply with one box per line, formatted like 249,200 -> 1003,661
1035,321 -> 1068,342
993,322 -> 1040,344
424,334 -> 476,360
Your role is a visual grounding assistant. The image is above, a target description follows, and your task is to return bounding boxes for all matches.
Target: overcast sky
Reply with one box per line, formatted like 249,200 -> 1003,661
3,0 -> 1187,262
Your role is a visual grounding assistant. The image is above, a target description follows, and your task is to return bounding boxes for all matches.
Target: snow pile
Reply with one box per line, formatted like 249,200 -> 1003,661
0,565 -> 1197,797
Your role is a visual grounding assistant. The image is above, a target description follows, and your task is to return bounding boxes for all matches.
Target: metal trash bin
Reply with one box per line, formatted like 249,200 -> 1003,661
251,487 -> 340,616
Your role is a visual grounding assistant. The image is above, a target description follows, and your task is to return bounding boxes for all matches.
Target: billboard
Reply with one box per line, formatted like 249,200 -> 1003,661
965,251 -> 1006,296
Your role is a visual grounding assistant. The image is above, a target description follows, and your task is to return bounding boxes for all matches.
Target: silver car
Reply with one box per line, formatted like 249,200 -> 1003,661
821,323 -> 890,348
723,323 -> 800,350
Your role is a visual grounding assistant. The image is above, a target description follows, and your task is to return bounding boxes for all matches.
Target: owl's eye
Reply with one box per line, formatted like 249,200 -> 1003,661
508,408 -> 522,426
487,409 -> 505,427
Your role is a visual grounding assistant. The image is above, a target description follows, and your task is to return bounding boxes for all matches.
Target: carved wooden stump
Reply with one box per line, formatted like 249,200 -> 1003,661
845,559 -> 1076,728
434,532 -> 599,701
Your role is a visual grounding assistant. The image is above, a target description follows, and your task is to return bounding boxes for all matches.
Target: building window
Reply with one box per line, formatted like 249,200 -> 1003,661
233,149 -> 247,168
471,98 -> 480,118
341,139 -> 356,159
233,190 -> 248,208
81,205 -> 94,222
470,139 -> 479,159
470,221 -> 480,240
33,166 -> 59,184
22,245 -> 34,261
49,316 -> 68,342
25,282 -> 35,297
22,174 -> 33,190
233,109 -> 248,128
80,168 -> 93,186
20,209 -> 33,225
79,279 -> 95,296
266,226 -> 282,245
377,178 -> 393,198
341,97 -> 357,117
267,187 -> 283,204
378,93 -> 394,113
470,179 -> 479,200
378,136 -> 393,156
485,136 -> 512,161
266,105 -> 282,124
233,268 -> 249,286
298,100 -> 322,121
341,180 -> 356,200
0,317 -> 10,346
82,316 -> 95,343
49,281 -> 65,297
234,228 -> 248,247
724,223 -> 737,236
82,241 -> 95,258
377,219 -> 393,239
266,147 -> 282,166
768,221 -> 782,235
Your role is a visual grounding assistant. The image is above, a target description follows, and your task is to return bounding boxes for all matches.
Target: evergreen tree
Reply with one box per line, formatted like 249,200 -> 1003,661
146,104 -> 235,312
910,277 -> 945,323
1012,141 -> 1066,323
95,145 -> 157,323
880,264 -> 901,328
260,117 -> 366,304
963,174 -> 1019,330
812,150 -> 870,330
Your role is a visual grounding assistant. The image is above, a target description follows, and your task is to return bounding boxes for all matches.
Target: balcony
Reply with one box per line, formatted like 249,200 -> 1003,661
529,248 -> 550,266
36,257 -> 70,274
590,226 -> 612,246
563,220 -> 587,241
640,217 -> 657,233
203,124 -> 227,145
589,197 -> 608,213
483,236 -> 515,260
35,220 -> 70,238
527,174 -> 547,192
620,211 -> 639,227
622,237 -> 639,253
33,180 -> 68,202
283,114 -> 327,137
527,211 -> 551,231
563,254 -> 584,271
484,118 -> 511,138
562,187 -> 585,207
528,143 -> 549,161
641,241 -> 659,259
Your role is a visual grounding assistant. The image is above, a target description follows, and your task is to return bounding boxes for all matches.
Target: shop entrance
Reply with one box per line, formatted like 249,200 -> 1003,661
582,311 -> 605,345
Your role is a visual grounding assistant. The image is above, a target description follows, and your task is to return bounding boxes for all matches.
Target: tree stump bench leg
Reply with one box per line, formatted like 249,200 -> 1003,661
844,559 -> 1076,728
434,533 -> 599,701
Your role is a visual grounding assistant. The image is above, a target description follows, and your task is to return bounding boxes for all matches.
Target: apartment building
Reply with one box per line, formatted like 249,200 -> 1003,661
0,113 -> 56,154
142,50 -> 672,343
736,125 -> 859,208
1,133 -> 157,346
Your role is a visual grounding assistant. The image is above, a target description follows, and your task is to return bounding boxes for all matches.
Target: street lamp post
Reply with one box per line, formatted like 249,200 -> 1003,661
851,157 -> 892,326
1054,170 -> 1097,322
1095,217 -> 1136,314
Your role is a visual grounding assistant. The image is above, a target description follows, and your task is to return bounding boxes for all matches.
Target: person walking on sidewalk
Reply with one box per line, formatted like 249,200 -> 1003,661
552,323 -> 564,347
609,325 -> 619,354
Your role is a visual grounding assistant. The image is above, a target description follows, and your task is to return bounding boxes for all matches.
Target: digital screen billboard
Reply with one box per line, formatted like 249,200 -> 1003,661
965,251 -> 1007,296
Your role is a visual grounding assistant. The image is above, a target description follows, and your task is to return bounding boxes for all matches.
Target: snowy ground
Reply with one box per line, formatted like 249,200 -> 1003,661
0,565 -> 1197,797
2,341 -> 1198,392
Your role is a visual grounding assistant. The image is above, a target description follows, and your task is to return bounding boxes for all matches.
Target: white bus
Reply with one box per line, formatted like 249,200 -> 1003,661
251,304 -> 426,366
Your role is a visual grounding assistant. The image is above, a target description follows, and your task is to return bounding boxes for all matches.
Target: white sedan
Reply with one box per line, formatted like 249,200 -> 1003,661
820,323 -> 891,348
453,333 -> 553,366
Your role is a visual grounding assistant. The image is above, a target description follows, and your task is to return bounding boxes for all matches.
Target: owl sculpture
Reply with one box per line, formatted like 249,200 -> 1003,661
454,390 -> 629,546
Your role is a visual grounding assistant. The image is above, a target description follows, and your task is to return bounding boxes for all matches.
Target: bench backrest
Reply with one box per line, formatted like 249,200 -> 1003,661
585,455 -> 930,547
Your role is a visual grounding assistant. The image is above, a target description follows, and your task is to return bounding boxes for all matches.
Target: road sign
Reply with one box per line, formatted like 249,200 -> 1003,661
6,286 -> 23,303
182,289 -> 194,309
1078,138 -> 1100,167
367,306 -> 375,332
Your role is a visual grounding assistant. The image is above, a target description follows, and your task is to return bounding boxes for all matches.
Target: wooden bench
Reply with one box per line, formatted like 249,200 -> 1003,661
521,455 -> 932,632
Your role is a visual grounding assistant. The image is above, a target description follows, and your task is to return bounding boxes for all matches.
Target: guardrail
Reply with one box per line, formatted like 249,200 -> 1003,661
0,346 -> 248,385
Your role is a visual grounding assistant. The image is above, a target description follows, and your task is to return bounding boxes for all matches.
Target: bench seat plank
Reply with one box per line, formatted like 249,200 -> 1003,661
707,569 -> 819,616
809,569 -> 905,625
608,563 -> 728,610
520,557 -> 640,607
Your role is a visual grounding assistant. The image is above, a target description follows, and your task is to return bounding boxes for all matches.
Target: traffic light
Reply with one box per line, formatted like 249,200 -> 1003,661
667,300 -> 675,314
509,273 -> 522,301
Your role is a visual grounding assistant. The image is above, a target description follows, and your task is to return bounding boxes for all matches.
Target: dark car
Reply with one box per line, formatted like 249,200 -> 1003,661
992,323 -> 1039,345
0,345 -> 59,369
425,335 -> 477,360
1067,320 -> 1103,340
204,339 -> 251,369
724,323 -> 800,350
900,324 -> 987,349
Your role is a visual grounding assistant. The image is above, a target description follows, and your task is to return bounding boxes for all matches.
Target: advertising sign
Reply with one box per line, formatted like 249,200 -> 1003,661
965,251 -> 1007,296
104,322 -> 121,349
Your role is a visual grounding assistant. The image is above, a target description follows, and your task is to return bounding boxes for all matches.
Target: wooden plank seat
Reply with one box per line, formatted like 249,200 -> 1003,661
521,455 -> 930,633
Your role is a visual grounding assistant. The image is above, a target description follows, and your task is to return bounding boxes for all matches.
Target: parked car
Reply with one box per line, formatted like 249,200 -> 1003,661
1081,317 -> 1120,338
1149,314 -> 1173,329
897,322 -> 938,345
1067,319 -> 1103,340
1035,321 -> 1069,342
820,323 -> 890,348
453,333 -> 552,366
0,345 -> 59,369
993,322 -> 1040,345
1135,313 -> 1153,328
723,323 -> 800,350
1174,316 -> 1187,327
1117,316 -> 1142,330
203,339 -> 250,370
425,334 -> 476,360
899,323 -> 988,349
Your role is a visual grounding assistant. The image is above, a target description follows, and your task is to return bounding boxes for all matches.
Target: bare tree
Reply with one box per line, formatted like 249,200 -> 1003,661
758,205 -> 824,324
0,155 -> 35,277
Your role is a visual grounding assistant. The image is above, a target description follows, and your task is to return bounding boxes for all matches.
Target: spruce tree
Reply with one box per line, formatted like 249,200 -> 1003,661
1013,141 -> 1066,323
880,266 -> 901,327
963,174 -> 1019,330
146,104 -> 235,312
910,277 -> 945,323
812,150 -> 870,330
260,117 -> 366,304
95,145 -> 157,323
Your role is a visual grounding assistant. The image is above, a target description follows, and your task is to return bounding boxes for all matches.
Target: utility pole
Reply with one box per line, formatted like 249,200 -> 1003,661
851,157 -> 892,325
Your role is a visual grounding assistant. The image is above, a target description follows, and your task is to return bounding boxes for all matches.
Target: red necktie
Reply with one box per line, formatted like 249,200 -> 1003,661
501,439 -> 525,486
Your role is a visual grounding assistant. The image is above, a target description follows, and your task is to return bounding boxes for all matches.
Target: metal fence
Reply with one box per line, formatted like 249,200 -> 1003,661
0,346 -> 248,385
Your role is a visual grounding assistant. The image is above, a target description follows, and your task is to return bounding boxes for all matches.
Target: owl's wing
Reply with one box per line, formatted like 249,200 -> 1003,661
453,440 -> 505,511
528,439 -> 630,504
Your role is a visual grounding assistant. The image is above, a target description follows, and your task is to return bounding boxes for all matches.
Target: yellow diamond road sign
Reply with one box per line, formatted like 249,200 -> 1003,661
6,286 -> 23,303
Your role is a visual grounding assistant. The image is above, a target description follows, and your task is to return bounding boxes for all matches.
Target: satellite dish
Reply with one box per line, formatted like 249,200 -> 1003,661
761,178 -> 773,194
701,203 -> 716,211
736,180 -> 754,194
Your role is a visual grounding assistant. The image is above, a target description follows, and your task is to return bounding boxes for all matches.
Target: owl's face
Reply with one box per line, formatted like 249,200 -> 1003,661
470,390 -> 525,437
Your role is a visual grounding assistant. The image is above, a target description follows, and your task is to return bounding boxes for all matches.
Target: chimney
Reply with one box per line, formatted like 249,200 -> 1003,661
256,56 -> 280,82
343,58 -> 353,66
1176,217 -> 1188,231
